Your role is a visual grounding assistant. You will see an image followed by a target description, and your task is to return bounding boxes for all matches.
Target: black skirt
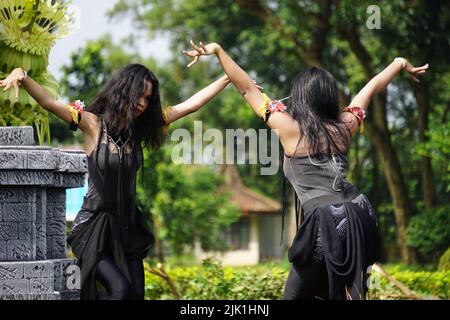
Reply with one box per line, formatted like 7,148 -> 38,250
67,203 -> 154,300
288,193 -> 383,300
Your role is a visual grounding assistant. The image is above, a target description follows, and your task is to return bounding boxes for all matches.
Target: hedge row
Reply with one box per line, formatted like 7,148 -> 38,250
144,259 -> 450,300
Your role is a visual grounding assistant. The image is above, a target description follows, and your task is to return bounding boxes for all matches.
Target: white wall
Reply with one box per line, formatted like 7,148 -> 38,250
194,216 -> 260,266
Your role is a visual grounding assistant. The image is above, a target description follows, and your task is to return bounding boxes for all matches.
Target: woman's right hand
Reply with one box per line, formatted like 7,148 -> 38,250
404,61 -> 429,83
183,41 -> 221,68
0,68 -> 27,98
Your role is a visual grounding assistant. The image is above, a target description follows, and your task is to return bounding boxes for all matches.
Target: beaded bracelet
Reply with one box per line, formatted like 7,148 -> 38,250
394,57 -> 407,69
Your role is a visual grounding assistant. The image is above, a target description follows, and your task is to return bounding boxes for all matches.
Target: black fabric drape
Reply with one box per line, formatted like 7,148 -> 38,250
288,199 -> 382,300
67,114 -> 154,300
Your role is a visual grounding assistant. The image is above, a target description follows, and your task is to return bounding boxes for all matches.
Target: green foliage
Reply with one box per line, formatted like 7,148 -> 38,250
108,0 -> 450,264
144,258 -> 286,300
439,248 -> 450,271
369,265 -> 450,299
406,206 -> 450,261
60,34 -> 142,103
415,102 -> 450,193
144,259 -> 450,300
0,0 -> 74,56
61,0 -> 450,265
137,147 -> 241,255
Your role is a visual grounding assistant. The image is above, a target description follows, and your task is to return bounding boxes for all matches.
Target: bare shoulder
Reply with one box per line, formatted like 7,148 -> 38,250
80,112 -> 101,156
338,112 -> 359,136
266,112 -> 302,156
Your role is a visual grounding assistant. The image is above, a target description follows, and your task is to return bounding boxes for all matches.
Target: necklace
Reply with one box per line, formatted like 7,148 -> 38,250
101,118 -> 132,163
109,134 -> 130,163
102,127 -> 130,163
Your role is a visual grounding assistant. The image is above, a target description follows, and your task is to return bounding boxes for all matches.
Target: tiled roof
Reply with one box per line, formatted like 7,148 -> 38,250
220,165 -> 281,215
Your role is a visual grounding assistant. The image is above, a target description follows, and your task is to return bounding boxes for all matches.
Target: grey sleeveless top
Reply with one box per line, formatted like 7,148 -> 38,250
283,153 -> 355,206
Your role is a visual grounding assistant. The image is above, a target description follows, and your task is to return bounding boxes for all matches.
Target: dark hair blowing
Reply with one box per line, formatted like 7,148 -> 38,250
288,67 -> 351,156
86,63 -> 166,150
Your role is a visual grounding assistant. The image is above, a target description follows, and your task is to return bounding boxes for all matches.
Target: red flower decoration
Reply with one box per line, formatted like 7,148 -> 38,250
268,100 -> 287,113
343,106 -> 366,133
70,100 -> 85,113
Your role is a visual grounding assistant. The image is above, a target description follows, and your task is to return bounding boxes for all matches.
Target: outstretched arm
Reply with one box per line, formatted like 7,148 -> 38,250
183,41 -> 300,148
340,58 -> 428,135
184,42 -> 265,118
163,74 -> 230,125
0,67 -> 94,133
349,58 -> 429,110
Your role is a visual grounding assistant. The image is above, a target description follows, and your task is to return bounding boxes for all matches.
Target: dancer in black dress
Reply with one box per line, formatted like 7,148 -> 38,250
1,64 -> 231,299
183,41 -> 428,300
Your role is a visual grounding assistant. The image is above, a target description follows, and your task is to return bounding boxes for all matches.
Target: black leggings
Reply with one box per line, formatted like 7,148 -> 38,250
284,261 -> 330,300
95,255 -> 145,300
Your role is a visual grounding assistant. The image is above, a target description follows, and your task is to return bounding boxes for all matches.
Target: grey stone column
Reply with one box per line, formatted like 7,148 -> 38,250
0,126 -> 87,300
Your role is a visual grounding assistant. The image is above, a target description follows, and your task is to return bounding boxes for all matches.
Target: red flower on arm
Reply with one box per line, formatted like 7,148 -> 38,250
70,100 -> 85,113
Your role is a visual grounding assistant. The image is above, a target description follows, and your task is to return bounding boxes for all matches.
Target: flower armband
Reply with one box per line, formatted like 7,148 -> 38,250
67,100 -> 85,131
161,106 -> 173,135
162,106 -> 173,126
343,106 -> 366,133
259,93 -> 287,123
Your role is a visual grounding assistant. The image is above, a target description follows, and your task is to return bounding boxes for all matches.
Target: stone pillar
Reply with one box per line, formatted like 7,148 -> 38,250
0,126 -> 87,300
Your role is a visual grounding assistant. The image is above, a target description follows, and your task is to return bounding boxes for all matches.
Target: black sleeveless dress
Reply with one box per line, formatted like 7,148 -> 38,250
67,115 -> 154,300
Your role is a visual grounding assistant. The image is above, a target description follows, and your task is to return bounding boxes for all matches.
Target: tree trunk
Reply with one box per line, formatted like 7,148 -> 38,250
365,123 -> 416,263
342,25 -> 416,264
370,146 -> 381,213
151,213 -> 165,263
414,87 -> 436,209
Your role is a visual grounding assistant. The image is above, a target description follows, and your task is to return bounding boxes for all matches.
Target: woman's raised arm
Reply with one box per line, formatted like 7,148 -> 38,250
163,74 -> 230,125
349,58 -> 429,111
339,58 -> 428,135
0,67 -> 95,133
183,41 -> 298,135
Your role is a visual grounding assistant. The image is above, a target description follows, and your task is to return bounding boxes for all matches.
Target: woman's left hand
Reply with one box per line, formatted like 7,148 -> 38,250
183,41 -> 221,68
404,60 -> 429,83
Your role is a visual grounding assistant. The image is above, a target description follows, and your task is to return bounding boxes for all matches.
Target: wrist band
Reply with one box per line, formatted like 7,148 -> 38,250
22,70 -> 27,81
394,57 -> 406,69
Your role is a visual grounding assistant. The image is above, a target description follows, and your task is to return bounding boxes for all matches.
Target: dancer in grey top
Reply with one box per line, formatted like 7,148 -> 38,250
183,41 -> 428,300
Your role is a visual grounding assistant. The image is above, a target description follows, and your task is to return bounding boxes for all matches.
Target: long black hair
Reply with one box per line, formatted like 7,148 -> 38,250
287,66 -> 351,156
279,67 -> 352,245
85,64 -> 166,194
86,63 -> 166,149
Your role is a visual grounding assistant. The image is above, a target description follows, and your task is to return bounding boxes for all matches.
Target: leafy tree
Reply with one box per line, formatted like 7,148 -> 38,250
109,0 -> 450,263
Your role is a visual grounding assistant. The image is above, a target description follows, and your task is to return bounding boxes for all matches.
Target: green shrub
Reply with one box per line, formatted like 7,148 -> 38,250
371,265 -> 450,299
144,259 -> 450,300
406,206 -> 450,261
439,247 -> 450,271
144,258 -> 286,300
